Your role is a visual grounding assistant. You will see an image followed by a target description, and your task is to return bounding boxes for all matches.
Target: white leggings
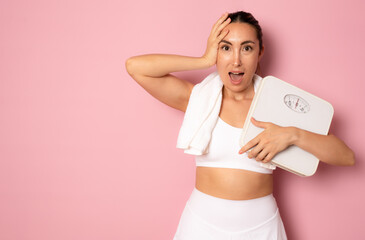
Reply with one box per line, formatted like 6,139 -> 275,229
173,188 -> 287,240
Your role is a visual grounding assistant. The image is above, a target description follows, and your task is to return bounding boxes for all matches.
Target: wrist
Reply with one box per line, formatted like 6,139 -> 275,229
289,127 -> 300,146
200,54 -> 216,68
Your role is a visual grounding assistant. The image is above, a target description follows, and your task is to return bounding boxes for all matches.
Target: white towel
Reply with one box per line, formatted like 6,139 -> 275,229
176,71 -> 262,155
176,71 -> 222,155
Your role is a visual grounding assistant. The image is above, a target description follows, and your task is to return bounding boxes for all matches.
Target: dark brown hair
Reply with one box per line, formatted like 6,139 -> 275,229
227,11 -> 263,53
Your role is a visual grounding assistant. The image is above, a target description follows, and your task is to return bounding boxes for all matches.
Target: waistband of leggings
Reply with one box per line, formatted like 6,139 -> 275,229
189,187 -> 276,206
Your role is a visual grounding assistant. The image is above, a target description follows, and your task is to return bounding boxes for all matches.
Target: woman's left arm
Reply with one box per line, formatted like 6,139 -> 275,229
239,118 -> 355,166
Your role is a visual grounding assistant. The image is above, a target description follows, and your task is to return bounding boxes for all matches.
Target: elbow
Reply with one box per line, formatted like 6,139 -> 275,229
125,57 -> 135,76
125,56 -> 143,79
338,148 -> 355,166
325,147 -> 355,166
346,149 -> 356,166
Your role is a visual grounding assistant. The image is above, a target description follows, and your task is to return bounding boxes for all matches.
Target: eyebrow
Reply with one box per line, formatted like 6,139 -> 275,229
220,40 -> 255,45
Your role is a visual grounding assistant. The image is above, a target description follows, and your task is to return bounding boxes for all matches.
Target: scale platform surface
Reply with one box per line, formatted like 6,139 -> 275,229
239,76 -> 334,176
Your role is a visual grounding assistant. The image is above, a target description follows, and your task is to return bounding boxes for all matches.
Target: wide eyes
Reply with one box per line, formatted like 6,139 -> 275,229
243,46 -> 252,51
220,44 -> 253,52
221,45 -> 230,51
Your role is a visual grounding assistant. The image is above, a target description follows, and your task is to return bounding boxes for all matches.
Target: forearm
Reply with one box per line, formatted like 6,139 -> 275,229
292,127 -> 355,166
126,54 -> 211,78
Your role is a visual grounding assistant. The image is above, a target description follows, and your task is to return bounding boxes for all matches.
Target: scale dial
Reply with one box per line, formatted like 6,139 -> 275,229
284,94 -> 310,113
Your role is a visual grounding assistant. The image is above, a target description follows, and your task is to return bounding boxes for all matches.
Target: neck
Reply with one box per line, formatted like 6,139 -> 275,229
222,82 -> 255,102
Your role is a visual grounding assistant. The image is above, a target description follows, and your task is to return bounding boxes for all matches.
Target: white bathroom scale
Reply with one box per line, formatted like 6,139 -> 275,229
239,76 -> 334,177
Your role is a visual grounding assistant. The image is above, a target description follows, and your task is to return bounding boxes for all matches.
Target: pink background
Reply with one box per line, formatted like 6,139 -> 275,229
1,0 -> 364,239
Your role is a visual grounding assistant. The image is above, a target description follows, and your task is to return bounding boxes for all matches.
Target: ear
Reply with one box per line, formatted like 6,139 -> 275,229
258,45 -> 265,61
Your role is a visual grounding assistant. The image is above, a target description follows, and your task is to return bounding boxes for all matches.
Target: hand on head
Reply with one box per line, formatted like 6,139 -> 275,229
202,13 -> 231,67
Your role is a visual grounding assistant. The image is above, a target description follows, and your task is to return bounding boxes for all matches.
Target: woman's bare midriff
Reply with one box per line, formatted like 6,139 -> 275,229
195,166 -> 273,200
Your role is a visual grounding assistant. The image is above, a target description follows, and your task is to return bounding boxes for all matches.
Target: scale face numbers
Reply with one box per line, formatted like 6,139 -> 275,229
284,94 -> 310,113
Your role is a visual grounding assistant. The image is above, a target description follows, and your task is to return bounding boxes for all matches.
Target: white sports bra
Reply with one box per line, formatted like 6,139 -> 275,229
195,117 -> 273,174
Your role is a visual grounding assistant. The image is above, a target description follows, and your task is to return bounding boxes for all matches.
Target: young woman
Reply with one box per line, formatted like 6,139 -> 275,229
126,11 -> 355,240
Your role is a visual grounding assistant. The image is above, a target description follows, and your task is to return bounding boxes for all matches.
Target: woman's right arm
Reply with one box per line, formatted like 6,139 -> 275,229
125,13 -> 231,112
125,55 -> 210,112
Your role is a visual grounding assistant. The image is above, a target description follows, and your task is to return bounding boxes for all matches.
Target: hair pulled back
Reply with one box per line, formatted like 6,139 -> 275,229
227,11 -> 263,53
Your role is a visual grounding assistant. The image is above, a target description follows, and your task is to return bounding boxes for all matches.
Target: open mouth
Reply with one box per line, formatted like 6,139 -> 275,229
229,72 -> 244,84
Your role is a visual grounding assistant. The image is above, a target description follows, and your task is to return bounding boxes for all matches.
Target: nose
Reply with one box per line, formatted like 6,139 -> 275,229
233,51 -> 242,67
